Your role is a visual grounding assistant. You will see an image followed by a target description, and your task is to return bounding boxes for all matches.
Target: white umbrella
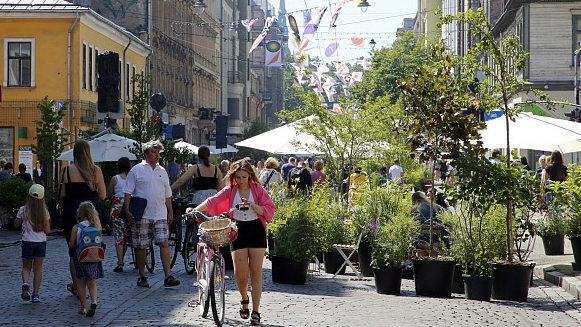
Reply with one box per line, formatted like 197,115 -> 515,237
57,133 -> 138,162
235,117 -> 321,155
480,112 -> 581,153
174,141 -> 199,153
207,145 -> 239,154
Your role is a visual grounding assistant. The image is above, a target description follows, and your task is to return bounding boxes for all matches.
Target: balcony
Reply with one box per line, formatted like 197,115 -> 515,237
228,71 -> 242,84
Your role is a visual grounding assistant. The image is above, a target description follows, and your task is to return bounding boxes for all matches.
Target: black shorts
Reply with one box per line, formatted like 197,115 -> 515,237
22,241 -> 47,260
230,219 -> 266,251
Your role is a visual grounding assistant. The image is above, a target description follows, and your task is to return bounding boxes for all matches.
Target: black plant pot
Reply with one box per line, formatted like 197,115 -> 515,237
267,234 -> 275,254
270,255 -> 309,285
542,235 -> 565,255
451,264 -> 465,294
412,258 -> 455,298
491,262 -> 534,302
462,274 -> 492,301
358,241 -> 374,277
571,238 -> 581,271
373,267 -> 402,295
323,250 -> 346,274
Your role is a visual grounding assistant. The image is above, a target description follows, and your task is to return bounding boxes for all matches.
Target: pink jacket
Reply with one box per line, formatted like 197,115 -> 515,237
203,182 -> 275,231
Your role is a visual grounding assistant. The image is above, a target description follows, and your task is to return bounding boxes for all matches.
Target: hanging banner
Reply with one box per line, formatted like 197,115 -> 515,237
240,18 -> 258,32
249,16 -> 274,54
265,40 -> 282,67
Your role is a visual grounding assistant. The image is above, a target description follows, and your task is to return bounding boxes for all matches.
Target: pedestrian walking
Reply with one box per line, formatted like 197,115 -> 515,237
107,157 -> 132,273
194,158 -> 275,325
14,184 -> 51,303
389,159 -> 405,184
124,140 -> 180,288
281,157 -> 296,181
59,140 -> 106,297
259,157 -> 283,191
310,159 -> 327,186
68,201 -> 104,317
16,163 -> 32,183
33,160 -> 44,185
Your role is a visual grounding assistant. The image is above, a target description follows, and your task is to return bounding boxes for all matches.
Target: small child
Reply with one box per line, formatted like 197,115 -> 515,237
14,184 -> 51,303
69,201 -> 104,317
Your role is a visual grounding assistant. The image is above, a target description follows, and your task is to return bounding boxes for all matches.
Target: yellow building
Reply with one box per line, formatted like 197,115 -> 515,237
0,0 -> 150,171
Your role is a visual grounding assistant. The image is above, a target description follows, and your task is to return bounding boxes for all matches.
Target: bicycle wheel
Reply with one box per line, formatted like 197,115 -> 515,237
168,220 -> 181,269
183,223 -> 198,274
130,247 -> 138,269
198,247 -> 210,318
145,242 -> 155,273
209,254 -> 225,326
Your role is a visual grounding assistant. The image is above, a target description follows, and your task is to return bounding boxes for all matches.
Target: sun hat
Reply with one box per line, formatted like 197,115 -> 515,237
29,184 -> 45,200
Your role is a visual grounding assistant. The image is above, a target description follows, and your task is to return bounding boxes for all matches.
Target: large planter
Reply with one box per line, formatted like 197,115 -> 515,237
412,258 -> 455,298
270,255 -> 309,285
451,264 -> 465,294
542,235 -> 565,255
358,241 -> 374,277
323,250 -> 346,274
373,267 -> 402,295
462,274 -> 492,301
491,262 -> 534,302
571,237 -> 581,271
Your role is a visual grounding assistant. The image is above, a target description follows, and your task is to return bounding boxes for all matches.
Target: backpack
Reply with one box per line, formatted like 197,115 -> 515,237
287,167 -> 312,194
76,223 -> 105,263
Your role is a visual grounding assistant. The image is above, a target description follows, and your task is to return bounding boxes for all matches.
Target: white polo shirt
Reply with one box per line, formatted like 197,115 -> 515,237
125,161 -> 172,221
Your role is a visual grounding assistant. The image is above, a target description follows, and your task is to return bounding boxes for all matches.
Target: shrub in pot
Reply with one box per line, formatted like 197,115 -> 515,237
0,176 -> 33,230
371,206 -> 419,295
536,214 -> 565,256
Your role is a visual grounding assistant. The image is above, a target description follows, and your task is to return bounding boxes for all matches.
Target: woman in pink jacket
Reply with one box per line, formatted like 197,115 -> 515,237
195,158 -> 275,326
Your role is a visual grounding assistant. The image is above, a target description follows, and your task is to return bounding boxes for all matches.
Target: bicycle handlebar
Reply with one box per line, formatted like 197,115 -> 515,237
183,209 -> 235,222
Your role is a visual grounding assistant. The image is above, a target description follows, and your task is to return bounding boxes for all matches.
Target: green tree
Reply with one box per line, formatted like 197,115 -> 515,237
237,119 -> 270,160
32,97 -> 69,201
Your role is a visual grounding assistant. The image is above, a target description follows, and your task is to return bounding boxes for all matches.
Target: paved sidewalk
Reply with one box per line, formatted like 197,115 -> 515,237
2,228 -> 581,326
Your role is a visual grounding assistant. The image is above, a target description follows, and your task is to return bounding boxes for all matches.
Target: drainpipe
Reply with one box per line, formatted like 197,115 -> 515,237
67,12 -> 80,141
122,37 -> 132,128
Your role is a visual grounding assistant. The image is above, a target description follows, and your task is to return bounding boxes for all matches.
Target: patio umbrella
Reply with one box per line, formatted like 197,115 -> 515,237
57,133 -> 138,162
235,117 -> 321,155
174,141 -> 199,153
480,112 -> 581,153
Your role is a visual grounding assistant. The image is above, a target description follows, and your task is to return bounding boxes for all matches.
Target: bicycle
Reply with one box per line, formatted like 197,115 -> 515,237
129,240 -> 155,273
170,195 -> 200,274
186,209 -> 237,327
169,196 -> 190,269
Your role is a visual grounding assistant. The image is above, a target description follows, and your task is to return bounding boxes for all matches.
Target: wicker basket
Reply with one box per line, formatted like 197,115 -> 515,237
200,218 -> 233,247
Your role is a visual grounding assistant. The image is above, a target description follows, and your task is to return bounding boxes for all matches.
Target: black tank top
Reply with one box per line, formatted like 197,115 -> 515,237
192,164 -> 218,190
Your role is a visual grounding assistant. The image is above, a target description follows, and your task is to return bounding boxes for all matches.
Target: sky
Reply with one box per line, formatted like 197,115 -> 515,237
276,0 -> 418,62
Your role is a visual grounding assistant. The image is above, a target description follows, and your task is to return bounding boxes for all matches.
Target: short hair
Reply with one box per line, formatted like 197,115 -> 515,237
117,157 -> 132,174
538,155 -> 546,164
314,160 -> 324,171
289,157 -> 296,163
18,163 -> 26,173
394,158 -> 400,164
221,160 -> 230,166
264,157 -> 279,169
4,162 -> 13,170
0,159 -> 6,167
142,140 -> 163,154
492,149 -> 501,158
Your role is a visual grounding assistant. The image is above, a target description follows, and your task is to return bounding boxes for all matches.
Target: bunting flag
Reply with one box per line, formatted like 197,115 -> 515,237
351,71 -> 363,81
325,39 -> 340,57
240,18 -> 258,32
334,62 -> 350,75
312,6 -> 328,27
295,52 -> 309,67
329,7 -> 342,28
332,103 -> 342,113
249,17 -> 274,54
350,37 -> 365,47
360,61 -> 372,71
317,64 -> 330,74
302,9 -> 312,26
265,40 -> 282,67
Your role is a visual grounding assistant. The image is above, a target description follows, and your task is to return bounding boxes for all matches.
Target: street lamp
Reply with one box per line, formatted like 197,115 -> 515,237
193,0 -> 206,14
369,38 -> 376,50
357,1 -> 371,13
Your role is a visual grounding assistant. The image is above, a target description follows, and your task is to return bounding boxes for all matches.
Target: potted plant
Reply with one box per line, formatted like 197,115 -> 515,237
536,213 -> 565,256
267,190 -> 318,285
548,163 -> 581,269
0,176 -> 33,230
371,198 -> 419,295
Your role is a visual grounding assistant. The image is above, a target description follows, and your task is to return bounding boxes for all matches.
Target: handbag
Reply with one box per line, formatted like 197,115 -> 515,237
120,196 -> 148,221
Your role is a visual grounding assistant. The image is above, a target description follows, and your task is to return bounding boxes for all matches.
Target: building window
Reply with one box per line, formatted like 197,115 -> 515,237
132,65 -> 136,99
88,46 -> 93,91
94,48 -> 99,91
574,15 -> 581,55
82,43 -> 87,89
126,62 -> 130,101
4,39 -> 35,87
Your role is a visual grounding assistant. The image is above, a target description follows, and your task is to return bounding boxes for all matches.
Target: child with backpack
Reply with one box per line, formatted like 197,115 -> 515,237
69,201 -> 105,317
14,184 -> 51,303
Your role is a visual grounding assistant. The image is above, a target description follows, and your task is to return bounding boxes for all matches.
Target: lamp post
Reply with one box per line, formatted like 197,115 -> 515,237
369,38 -> 376,50
193,0 -> 206,14
357,1 -> 371,13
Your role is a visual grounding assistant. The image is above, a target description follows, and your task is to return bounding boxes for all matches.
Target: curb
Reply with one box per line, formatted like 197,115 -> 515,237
534,263 -> 581,301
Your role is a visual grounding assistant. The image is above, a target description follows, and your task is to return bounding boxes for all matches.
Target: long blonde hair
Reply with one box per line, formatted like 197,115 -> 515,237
76,201 -> 101,230
26,195 -> 48,233
227,158 -> 260,185
73,140 -> 97,191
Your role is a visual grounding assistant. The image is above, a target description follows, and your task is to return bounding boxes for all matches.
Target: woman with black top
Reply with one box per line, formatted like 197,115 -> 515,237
170,145 -> 225,205
541,150 -> 568,208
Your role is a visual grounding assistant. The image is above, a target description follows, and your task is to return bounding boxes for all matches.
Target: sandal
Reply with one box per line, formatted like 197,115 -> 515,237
85,303 -> 98,317
113,263 -> 124,273
78,308 -> 87,316
67,283 -> 78,297
239,297 -> 250,319
250,311 -> 261,325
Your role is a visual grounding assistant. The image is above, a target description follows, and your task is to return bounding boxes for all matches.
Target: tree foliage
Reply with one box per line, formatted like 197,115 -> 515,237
237,119 -> 270,160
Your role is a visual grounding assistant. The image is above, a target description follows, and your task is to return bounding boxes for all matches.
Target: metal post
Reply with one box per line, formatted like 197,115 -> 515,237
575,49 -> 580,105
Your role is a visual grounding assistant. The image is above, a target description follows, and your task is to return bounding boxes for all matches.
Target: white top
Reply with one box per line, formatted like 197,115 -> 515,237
125,161 -> 172,221
232,191 -> 259,222
113,174 -> 127,198
17,205 -> 49,242
389,164 -> 404,182
258,168 -> 283,190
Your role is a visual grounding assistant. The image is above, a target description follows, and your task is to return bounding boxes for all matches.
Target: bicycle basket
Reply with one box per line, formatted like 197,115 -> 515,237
199,218 -> 236,247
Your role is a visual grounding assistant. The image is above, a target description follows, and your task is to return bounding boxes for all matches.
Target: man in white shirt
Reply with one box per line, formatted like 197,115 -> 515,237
125,140 -> 179,288
389,159 -> 405,185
